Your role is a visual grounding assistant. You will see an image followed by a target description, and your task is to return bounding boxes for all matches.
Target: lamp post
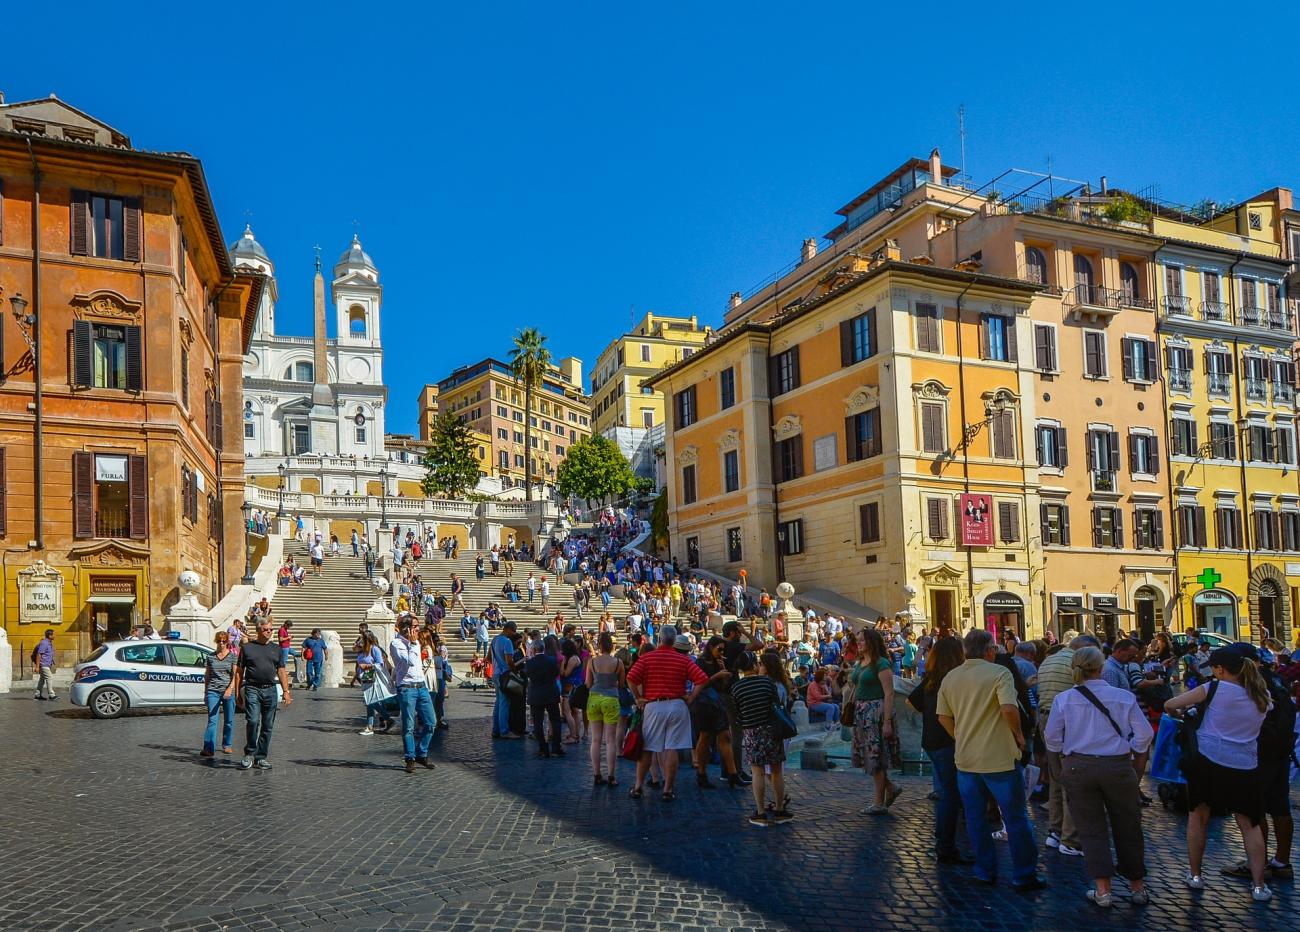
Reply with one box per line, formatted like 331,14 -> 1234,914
378,462 -> 390,531
276,462 -> 287,518
240,501 -> 255,585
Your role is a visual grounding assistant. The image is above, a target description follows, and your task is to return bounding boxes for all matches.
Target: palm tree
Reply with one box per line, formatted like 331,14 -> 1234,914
509,327 -> 552,501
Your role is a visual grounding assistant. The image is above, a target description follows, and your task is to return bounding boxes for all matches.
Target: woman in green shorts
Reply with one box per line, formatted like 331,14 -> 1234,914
585,631 -> 626,786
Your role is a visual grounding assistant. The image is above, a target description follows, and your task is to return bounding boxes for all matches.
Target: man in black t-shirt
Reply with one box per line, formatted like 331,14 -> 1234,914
232,619 -> 292,770
720,621 -> 753,784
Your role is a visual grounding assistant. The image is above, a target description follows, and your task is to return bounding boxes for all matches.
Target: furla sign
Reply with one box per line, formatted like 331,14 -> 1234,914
18,561 -> 64,624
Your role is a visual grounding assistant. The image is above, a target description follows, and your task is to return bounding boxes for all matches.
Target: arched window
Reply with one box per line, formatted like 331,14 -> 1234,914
1120,261 -> 1141,304
349,306 -> 367,338
1024,246 -> 1048,285
1073,254 -> 1094,302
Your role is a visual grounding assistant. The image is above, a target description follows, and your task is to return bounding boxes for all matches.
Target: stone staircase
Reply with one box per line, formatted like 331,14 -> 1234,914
269,542 -> 380,657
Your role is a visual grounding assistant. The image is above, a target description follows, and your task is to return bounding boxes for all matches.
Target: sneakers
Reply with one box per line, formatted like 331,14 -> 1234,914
1270,861 -> 1294,880
239,756 -> 254,770
769,809 -> 794,824
991,826 -> 1009,842
1223,858 -> 1293,880
747,812 -> 769,827
1253,885 -> 1273,902
414,757 -> 436,770
1045,831 -> 1061,850
1085,890 -> 1112,908
1130,889 -> 1150,907
1058,844 -> 1084,858
359,728 -> 375,736
1186,873 -> 1204,891
255,760 -> 272,770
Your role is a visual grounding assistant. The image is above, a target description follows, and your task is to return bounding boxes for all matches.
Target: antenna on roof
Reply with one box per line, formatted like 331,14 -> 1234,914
958,104 -> 966,177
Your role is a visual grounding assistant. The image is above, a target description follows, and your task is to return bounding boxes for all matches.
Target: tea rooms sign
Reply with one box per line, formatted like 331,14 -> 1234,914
18,561 -> 64,625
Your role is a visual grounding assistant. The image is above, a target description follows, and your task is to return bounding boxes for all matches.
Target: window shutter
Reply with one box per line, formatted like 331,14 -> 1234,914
213,400 -> 224,451
1085,431 -> 1096,470
1005,317 -> 1018,362
72,320 -> 93,387
998,501 -> 1020,543
125,325 -> 143,392
867,309 -> 878,359
1113,509 -> 1123,547
129,454 -> 148,539
845,415 -> 858,463
70,190 -> 89,256
1275,512 -> 1285,551
1145,343 -> 1159,381
839,319 -> 853,367
123,198 -> 142,262
1133,509 -> 1141,548
73,451 -> 94,539
1214,508 -> 1225,548
792,438 -> 803,479
867,409 -> 881,457
1154,510 -> 1164,549
921,404 -> 943,452
1149,434 -> 1159,475
918,304 -> 939,353
1129,434 -> 1139,474
1061,506 -> 1071,546
1121,338 -> 1134,380
1056,427 -> 1068,467
0,447 -> 6,537
1039,503 -> 1049,540
789,346 -> 801,390
979,316 -> 990,359
767,355 -> 779,397
1091,508 -> 1101,548
1034,325 -> 1055,370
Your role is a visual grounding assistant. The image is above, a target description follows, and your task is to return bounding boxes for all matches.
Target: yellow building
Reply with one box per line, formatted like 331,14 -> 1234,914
590,312 -> 709,434
416,384 -> 439,441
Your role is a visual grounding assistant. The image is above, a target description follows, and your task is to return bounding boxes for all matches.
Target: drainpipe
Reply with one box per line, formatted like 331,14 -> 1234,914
1226,255 -> 1255,640
952,279 -> 976,631
1153,241 -> 1184,632
25,140 -> 43,551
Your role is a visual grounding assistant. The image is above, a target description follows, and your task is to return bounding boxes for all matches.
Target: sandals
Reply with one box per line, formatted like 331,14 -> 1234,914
606,777 -> 619,788
593,774 -> 605,786
661,791 -> 676,802
628,787 -> 643,799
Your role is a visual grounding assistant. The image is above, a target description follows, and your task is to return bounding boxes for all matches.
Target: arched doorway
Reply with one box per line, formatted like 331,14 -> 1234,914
983,591 -> 1024,639
1133,586 -> 1164,642
1249,564 -> 1292,644
1194,589 -> 1237,637
1257,580 -> 1283,642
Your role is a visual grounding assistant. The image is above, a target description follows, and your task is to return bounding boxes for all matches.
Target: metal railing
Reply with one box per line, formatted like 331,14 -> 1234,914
1246,378 -> 1268,401
95,508 -> 129,538
1207,372 -> 1232,396
1168,368 -> 1192,392
1274,382 -> 1296,405
1200,300 -> 1230,322
1065,283 -> 1118,310
1241,306 -> 1264,328
1162,295 -> 1191,316
1091,469 -> 1117,493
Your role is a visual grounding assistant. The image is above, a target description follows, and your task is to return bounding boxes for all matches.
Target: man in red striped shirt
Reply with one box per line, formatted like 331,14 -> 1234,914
626,627 -> 709,802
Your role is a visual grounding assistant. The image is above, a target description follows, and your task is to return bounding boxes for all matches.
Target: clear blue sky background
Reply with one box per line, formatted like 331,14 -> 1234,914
11,3 -> 1300,433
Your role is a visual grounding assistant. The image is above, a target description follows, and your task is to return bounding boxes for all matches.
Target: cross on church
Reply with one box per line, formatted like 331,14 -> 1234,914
1196,567 -> 1222,589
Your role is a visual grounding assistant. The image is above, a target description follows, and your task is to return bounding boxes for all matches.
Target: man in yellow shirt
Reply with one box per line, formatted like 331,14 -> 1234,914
937,629 -> 1045,891
669,579 -> 683,619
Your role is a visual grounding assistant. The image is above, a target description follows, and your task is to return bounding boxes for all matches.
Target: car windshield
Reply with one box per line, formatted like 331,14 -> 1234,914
80,645 -> 108,665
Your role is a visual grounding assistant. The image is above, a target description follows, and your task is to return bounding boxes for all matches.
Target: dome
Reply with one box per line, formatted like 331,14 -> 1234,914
229,224 -> 272,271
334,233 -> 378,279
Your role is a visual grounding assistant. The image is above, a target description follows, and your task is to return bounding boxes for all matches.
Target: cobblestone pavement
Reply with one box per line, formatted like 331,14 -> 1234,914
1,685 -> 1296,931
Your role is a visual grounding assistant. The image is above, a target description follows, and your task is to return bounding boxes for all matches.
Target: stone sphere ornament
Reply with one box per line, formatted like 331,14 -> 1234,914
776,581 -> 795,600
179,569 -> 201,593
371,575 -> 390,596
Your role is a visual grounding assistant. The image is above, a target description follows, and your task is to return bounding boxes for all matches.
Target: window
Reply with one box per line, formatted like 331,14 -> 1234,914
513,431 -> 523,443
514,454 -> 525,468
915,303 -> 940,353
513,410 -> 523,423
1166,344 -> 1193,392
1087,429 -> 1120,486
1092,506 -> 1123,548
859,502 -> 880,544
997,501 -> 1020,543
495,405 -> 508,418
1248,423 -> 1276,463
840,308 -> 877,365
542,420 -> 551,431
726,527 -> 743,563
1216,507 -> 1243,549
925,497 -> 950,541
1282,512 -> 1300,552
355,427 -> 366,444
681,465 -> 697,504
723,450 -> 739,492
1134,508 -> 1164,550
778,519 -> 803,556
1033,324 -> 1057,371
641,409 -> 654,429
770,346 -> 801,395
1083,331 -> 1108,378
1024,246 -> 1048,285
73,452 -> 147,540
719,367 -> 735,409
920,402 -> 946,453
1171,416 -> 1198,457
846,409 -> 882,461
1255,510 -> 1280,551
244,422 -> 255,439
1245,355 -> 1270,400
1278,424 -> 1296,465
674,386 -> 697,429
1074,254 -> 1096,303
686,536 -> 700,568
1129,432 -> 1159,476
1208,421 -> 1236,459
117,644 -> 167,665
348,307 -> 366,338
1120,262 -> 1141,304
498,450 -> 509,470
1203,271 -> 1225,319
497,428 -> 508,440
1041,503 -> 1070,545
990,408 -> 1016,460
1036,424 -> 1067,469
1177,504 -> 1207,547
180,348 -> 189,408
776,437 -> 803,483
72,321 -> 141,392
1206,350 -> 1233,397
1121,338 -> 1157,382
555,446 -> 564,457
640,344 -> 651,362
981,314 -> 1016,362
71,191 -> 141,261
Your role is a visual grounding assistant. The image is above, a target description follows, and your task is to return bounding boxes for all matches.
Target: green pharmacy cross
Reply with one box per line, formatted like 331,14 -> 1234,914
1196,568 -> 1222,590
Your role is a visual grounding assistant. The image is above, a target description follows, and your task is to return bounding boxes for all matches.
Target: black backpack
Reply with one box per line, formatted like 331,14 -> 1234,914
1258,669 -> 1298,765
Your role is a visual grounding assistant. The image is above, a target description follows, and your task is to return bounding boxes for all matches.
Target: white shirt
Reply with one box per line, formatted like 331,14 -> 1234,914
388,635 -> 424,686
527,577 -> 537,591
627,613 -> 643,632
1199,680 -> 1270,770
541,581 -> 550,596
310,543 -> 323,560
826,617 -> 843,636
1044,680 -> 1154,756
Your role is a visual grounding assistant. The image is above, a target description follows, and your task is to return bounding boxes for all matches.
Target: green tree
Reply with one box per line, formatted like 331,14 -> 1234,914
420,411 -> 483,499
509,327 -> 552,502
555,434 -> 637,505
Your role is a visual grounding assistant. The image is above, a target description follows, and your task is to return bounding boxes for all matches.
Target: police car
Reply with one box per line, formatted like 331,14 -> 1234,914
71,639 -> 212,719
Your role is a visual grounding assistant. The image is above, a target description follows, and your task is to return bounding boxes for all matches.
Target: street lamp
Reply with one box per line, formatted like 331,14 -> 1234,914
276,462 -> 287,518
954,394 -> 1012,454
10,293 -> 34,350
378,462 -> 390,530
240,501 -> 255,585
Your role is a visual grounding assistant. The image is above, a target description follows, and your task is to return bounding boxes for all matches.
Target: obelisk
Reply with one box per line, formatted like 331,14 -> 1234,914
308,251 -> 337,453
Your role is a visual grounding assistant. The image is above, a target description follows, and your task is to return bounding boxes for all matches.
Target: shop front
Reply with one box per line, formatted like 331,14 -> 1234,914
983,591 -> 1025,639
87,575 -> 139,644
1090,595 -> 1133,644
1194,588 -> 1238,638
1052,594 -> 1086,638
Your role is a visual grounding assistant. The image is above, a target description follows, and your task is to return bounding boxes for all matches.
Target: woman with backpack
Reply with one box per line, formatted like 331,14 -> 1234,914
1165,644 -> 1274,902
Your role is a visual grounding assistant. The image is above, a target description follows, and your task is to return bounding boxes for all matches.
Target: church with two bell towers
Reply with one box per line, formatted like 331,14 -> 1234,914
233,228 -> 388,460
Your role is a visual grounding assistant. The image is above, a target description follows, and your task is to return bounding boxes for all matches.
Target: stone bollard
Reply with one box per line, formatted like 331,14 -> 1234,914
322,630 -> 344,688
0,627 -> 11,694
893,677 -> 926,774
800,738 -> 829,771
791,700 -> 810,731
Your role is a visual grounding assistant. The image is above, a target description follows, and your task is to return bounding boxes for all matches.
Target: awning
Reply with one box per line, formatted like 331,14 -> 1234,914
1097,606 -> 1135,616
87,594 -> 136,604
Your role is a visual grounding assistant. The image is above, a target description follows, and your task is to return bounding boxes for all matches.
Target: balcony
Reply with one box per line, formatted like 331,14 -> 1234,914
1241,306 -> 1264,328
95,508 -> 129,539
1168,368 -> 1192,392
1246,378 -> 1268,401
1275,381 -> 1296,406
1269,311 -> 1295,333
1161,295 -> 1192,317
1207,371 -> 1232,397
1091,469 -> 1118,493
1065,283 -> 1124,318
1199,300 -> 1231,323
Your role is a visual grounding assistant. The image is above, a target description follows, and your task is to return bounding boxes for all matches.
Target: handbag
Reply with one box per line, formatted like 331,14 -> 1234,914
620,710 -> 644,760
1176,679 -> 1220,774
772,701 -> 798,741
500,672 -> 525,700
842,698 -> 856,728
569,684 -> 590,711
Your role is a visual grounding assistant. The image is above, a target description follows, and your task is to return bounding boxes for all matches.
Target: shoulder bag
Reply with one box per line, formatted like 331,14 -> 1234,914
772,696 -> 799,741
1073,683 -> 1133,741
1175,679 -> 1220,775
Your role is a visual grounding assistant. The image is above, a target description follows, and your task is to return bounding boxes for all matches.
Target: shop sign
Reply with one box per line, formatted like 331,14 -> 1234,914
1194,590 -> 1234,606
18,561 -> 64,624
959,493 -> 994,547
90,577 -> 136,596
95,455 -> 128,483
984,591 -> 1024,612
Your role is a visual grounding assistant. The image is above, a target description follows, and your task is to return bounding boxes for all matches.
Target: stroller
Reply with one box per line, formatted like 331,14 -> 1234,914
1150,713 -> 1188,809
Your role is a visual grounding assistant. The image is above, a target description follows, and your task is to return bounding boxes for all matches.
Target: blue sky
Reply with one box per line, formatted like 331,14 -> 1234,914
12,3 -> 1300,433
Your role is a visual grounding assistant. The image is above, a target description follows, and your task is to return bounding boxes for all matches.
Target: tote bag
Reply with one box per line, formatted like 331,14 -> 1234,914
363,661 -> 396,706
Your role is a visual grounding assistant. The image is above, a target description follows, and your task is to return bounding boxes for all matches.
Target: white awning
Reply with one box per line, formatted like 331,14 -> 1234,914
87,594 -> 136,604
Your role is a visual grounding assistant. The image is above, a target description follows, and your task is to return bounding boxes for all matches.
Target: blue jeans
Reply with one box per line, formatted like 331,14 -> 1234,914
397,685 -> 436,760
927,745 -> 962,856
366,699 -> 393,729
305,660 -> 323,689
494,673 -> 512,736
808,702 -> 840,723
242,684 -> 279,761
203,691 -> 235,753
956,766 -> 1038,883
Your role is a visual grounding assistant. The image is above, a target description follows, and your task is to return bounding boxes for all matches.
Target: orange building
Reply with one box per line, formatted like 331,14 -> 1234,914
0,95 -> 260,665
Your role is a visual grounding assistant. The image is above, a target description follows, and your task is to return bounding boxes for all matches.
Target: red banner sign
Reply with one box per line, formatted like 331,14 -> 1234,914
960,493 -> 994,546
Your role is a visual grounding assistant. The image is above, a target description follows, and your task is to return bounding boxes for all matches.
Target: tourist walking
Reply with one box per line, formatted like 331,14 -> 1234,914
732,651 -> 792,827
451,574 -> 467,613
232,619 -> 292,770
201,631 -> 237,757
33,629 -> 57,701
849,629 -> 902,814
905,636 -> 971,863
625,627 -> 709,802
364,544 -> 376,579
302,628 -> 327,690
491,621 -> 523,739
936,629 -> 1044,891
585,632 -> 625,784
1165,643 -> 1274,901
390,617 -> 437,773
527,634 -> 565,757
691,636 -> 743,788
310,538 -> 324,576
1043,646 -> 1153,908
356,633 -> 395,735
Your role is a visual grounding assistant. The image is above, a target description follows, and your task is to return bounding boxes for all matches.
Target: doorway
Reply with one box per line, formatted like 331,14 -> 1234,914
1258,581 -> 1282,642
930,589 -> 955,635
1134,586 -> 1162,642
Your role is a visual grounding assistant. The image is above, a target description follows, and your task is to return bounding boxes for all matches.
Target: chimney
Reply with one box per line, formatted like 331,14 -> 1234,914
800,238 -> 818,264
1100,175 -> 1109,195
929,147 -> 942,183
884,239 -> 902,262
728,292 -> 742,310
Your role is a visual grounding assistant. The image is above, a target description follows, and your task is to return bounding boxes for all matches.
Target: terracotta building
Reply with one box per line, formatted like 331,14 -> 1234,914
0,95 -> 260,666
